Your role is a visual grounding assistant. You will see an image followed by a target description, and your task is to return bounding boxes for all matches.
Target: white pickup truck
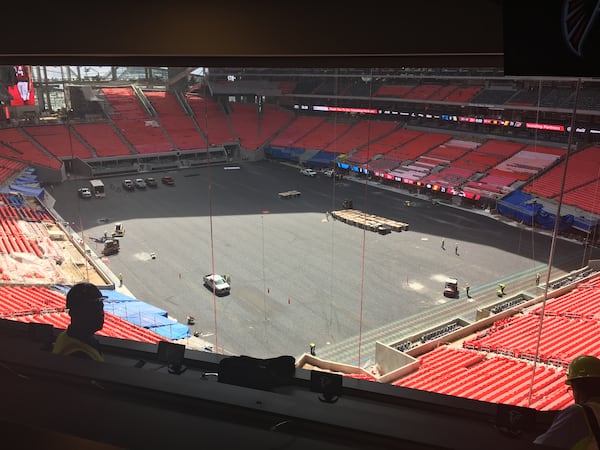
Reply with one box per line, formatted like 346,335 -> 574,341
203,274 -> 231,296
300,168 -> 317,177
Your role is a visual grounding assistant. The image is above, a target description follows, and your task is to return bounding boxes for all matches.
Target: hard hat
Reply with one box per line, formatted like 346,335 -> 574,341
66,282 -> 106,310
566,355 -> 600,385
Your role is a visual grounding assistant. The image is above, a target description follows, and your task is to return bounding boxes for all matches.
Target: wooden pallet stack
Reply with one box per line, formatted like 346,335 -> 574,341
330,209 -> 409,233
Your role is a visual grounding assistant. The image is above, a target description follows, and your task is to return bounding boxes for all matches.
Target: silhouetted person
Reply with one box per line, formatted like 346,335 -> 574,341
52,282 -> 106,362
534,355 -> 600,448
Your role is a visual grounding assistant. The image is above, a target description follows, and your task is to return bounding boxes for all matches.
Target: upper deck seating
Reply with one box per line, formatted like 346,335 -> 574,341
144,91 -> 206,150
0,128 -> 61,169
72,123 -> 134,157
22,125 -> 94,159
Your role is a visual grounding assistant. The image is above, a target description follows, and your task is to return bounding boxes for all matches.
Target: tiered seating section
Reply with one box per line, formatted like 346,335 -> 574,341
0,193 -> 53,260
102,87 -> 173,154
186,95 -> 237,145
390,273 -> 600,410
227,103 -> 294,151
292,119 -> 353,151
393,346 -> 570,411
0,128 -> 61,169
144,91 -> 207,150
0,157 -> 26,184
269,116 -> 327,148
22,125 -> 94,159
373,83 -> 484,102
1,284 -> 167,344
522,145 -> 600,213
0,183 -> 191,341
0,85 -> 595,217
72,123 -> 134,157
324,120 -> 397,157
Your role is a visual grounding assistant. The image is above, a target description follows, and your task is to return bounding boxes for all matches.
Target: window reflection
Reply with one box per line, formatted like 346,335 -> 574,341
1,65 -> 599,411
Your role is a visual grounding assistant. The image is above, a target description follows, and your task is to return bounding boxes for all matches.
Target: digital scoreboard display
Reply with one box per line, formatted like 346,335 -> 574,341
6,65 -> 35,107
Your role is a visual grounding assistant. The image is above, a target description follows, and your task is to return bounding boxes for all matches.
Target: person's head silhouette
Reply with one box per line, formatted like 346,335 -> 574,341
66,282 -> 106,335
53,282 -> 107,361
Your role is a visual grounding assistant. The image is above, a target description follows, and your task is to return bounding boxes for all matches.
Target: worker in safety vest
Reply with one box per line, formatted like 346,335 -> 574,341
534,355 -> 600,449
52,282 -> 106,362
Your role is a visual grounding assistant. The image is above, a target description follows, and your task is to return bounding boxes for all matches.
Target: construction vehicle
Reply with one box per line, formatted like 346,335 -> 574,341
102,238 -> 120,256
112,223 -> 125,237
443,278 -> 459,298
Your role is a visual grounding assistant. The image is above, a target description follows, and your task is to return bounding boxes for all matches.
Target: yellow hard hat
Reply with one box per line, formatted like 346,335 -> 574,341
566,355 -> 600,385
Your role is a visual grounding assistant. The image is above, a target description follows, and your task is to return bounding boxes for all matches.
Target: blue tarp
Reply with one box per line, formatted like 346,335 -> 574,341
498,190 -> 580,232
264,146 -> 306,161
497,190 -> 542,226
100,289 -> 139,302
123,312 -> 175,328
148,322 -> 191,340
306,151 -> 337,167
573,215 -> 599,233
5,184 -> 45,200
52,284 -> 190,339
15,175 -> 40,184
535,211 -> 575,232
103,300 -> 168,319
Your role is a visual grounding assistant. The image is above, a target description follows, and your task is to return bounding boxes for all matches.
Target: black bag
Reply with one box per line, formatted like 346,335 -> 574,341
218,355 -> 295,391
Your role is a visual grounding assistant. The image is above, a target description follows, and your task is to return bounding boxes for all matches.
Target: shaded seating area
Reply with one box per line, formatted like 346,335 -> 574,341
470,88 -> 518,105
444,85 -> 483,102
292,119 -> 352,152
72,123 -> 134,158
523,145 -> 600,213
0,128 -> 62,169
325,119 -> 397,156
404,83 -> 445,100
144,90 -> 207,151
102,87 -> 173,154
428,84 -> 458,101
186,95 -> 237,145
21,125 -> 94,160
0,158 -> 26,184
227,103 -> 294,151
373,84 -> 417,97
269,116 -> 326,148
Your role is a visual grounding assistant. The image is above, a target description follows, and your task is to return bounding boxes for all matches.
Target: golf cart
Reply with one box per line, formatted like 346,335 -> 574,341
443,278 -> 459,298
112,222 -> 125,237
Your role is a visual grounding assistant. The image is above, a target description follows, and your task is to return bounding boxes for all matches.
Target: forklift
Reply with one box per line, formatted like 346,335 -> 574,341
102,238 -> 120,256
443,278 -> 459,298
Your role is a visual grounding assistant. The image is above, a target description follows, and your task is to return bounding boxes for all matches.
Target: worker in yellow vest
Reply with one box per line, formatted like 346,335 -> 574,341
535,355 -> 600,449
52,282 -> 106,362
